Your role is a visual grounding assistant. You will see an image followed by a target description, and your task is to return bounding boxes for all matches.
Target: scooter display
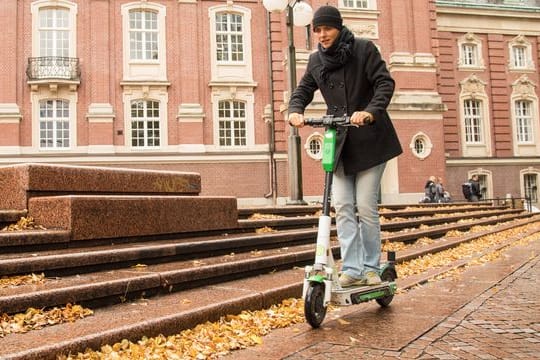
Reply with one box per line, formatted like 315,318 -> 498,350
301,115 -> 397,328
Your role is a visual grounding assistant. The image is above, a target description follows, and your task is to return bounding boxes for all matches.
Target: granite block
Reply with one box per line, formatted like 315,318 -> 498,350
0,163 -> 201,210
28,195 -> 238,240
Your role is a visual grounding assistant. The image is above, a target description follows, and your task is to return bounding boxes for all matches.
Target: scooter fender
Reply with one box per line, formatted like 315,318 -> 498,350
302,275 -> 333,307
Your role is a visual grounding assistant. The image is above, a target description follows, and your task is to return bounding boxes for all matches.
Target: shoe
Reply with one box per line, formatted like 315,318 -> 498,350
338,273 -> 367,288
364,271 -> 382,286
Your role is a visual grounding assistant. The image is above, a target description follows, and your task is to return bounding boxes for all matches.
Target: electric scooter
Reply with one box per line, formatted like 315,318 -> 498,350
301,115 -> 397,328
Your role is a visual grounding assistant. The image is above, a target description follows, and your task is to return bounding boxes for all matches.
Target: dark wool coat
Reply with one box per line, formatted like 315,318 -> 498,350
288,37 -> 403,175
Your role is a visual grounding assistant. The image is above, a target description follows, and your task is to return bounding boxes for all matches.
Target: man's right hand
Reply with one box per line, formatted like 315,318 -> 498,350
288,113 -> 304,128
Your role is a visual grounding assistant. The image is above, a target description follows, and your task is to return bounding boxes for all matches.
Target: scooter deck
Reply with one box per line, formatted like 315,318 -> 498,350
331,281 -> 397,306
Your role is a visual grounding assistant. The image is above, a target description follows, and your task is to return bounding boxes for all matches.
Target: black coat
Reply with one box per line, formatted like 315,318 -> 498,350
288,37 -> 402,175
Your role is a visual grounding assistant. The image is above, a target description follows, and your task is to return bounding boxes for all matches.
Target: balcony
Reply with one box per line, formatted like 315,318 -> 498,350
27,56 -> 81,81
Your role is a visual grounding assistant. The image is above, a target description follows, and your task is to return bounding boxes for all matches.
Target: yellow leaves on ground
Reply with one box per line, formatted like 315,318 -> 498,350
397,221 -> 540,278
0,304 -> 93,338
255,226 -> 276,234
0,273 -> 45,288
1,217 -> 46,231
248,213 -> 285,220
64,298 -> 305,360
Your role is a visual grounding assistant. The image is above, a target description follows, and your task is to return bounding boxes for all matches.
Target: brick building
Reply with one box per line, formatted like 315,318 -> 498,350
0,0 -> 539,205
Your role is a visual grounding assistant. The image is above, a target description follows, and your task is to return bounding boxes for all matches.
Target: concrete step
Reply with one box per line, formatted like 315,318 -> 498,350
3,217 -> 539,360
0,228 -> 323,276
0,163 -> 201,210
28,195 -> 238,240
2,213 -> 537,315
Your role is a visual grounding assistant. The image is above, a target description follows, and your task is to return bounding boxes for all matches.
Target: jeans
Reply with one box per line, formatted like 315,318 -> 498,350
332,162 -> 386,279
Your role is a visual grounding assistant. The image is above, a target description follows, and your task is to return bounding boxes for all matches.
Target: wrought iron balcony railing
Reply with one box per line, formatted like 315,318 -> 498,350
26,56 -> 81,81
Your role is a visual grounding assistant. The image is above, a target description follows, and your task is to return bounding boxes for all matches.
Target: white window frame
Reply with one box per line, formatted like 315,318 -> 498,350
30,87 -> 78,152
215,12 -> 244,63
520,168 -> 540,202
121,2 -> 167,81
210,87 -> 256,151
129,99 -> 161,148
217,99 -> 247,147
459,74 -> 491,157
121,85 -> 169,151
457,33 -> 485,71
38,99 -> 71,149
515,100 -> 534,143
128,9 -> 159,61
409,132 -> 433,160
467,169 -> 491,201
31,0 -> 77,58
208,5 -> 254,84
508,35 -> 535,71
340,0 -> 375,10
463,99 -> 483,144
304,132 -> 324,160
511,75 -> 539,156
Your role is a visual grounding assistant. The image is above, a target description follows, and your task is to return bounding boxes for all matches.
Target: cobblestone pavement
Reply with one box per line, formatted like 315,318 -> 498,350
228,239 -> 540,360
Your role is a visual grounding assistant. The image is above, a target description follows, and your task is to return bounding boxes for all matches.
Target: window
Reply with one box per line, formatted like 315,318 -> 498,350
461,44 -> 478,66
343,0 -> 370,8
215,12 -> 244,62
512,46 -> 527,68
457,33 -> 484,70
409,132 -> 433,160
218,100 -> 246,146
39,99 -> 70,149
515,100 -> 533,143
524,173 -> 538,202
464,99 -> 483,143
508,35 -> 534,71
305,133 -> 324,160
129,10 -> 158,60
130,100 -> 160,147
39,8 -> 69,57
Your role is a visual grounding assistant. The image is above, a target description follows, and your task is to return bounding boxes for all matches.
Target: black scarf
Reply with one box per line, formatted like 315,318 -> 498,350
318,26 -> 355,83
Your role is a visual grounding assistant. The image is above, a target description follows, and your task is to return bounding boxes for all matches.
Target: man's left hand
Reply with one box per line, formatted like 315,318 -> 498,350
350,111 -> 374,126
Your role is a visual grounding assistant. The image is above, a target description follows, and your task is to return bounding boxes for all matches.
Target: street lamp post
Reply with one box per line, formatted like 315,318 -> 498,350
263,0 -> 313,205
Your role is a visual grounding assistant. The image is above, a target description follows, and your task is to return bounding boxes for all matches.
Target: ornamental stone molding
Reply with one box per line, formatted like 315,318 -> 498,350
460,74 -> 487,99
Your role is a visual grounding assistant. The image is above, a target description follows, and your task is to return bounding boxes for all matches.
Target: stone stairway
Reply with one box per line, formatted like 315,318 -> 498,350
0,163 -> 537,360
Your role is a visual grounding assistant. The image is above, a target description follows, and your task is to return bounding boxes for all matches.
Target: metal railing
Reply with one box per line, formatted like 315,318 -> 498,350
26,56 -> 81,81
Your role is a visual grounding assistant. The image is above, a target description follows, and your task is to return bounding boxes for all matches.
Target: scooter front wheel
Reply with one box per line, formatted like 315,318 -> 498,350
304,282 -> 327,328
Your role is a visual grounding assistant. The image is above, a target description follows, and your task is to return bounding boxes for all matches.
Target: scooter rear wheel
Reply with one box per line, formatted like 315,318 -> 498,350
376,268 -> 396,307
304,282 -> 327,328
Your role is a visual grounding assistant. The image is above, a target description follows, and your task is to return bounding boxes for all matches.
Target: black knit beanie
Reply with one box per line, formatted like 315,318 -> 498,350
312,5 -> 343,30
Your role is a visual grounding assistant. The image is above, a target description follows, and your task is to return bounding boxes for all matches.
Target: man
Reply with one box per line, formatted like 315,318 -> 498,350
469,174 -> 482,202
288,6 -> 402,287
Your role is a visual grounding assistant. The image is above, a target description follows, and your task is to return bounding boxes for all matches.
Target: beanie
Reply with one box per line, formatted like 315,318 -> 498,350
312,5 -> 343,30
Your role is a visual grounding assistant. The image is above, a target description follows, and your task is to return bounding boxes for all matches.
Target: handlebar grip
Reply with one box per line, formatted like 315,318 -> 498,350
304,115 -> 350,127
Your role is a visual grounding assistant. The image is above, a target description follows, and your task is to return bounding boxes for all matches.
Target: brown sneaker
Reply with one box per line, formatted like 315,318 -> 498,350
338,273 -> 367,288
364,271 -> 382,286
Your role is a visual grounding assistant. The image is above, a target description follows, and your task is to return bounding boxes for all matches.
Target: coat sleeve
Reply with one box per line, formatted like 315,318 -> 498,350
362,41 -> 395,119
288,66 -> 319,114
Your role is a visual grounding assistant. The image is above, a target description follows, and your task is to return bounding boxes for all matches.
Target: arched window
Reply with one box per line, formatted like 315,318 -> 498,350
218,100 -> 247,147
39,99 -> 70,149
457,33 -> 484,70
463,99 -> 483,144
130,100 -> 161,148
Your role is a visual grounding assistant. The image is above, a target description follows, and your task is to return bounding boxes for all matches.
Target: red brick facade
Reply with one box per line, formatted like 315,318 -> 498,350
1,0 -> 539,205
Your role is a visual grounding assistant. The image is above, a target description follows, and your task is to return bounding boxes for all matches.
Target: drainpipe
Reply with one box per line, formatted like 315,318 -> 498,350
264,10 -> 278,205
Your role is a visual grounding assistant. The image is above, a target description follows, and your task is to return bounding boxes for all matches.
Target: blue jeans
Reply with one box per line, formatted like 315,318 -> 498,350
332,162 -> 386,279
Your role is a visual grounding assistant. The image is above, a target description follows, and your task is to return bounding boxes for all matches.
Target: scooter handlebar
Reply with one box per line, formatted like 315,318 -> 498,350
304,115 -> 351,127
